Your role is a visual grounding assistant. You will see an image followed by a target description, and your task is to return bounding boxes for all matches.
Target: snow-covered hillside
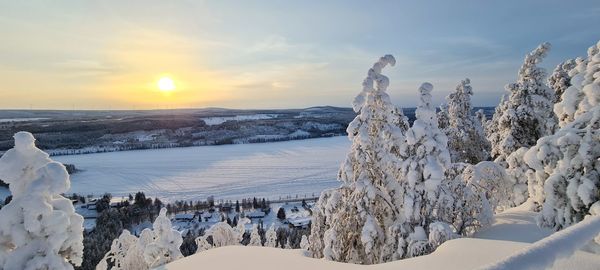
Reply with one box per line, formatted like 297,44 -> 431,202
161,204 -> 600,270
54,137 -> 349,201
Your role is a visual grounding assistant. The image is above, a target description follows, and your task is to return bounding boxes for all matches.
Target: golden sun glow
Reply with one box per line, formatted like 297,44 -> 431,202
157,76 -> 175,92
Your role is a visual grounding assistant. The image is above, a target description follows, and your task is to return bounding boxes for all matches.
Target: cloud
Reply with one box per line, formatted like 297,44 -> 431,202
52,60 -> 120,76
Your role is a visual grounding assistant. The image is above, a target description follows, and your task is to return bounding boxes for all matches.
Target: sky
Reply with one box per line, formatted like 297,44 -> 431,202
1,0 -> 599,110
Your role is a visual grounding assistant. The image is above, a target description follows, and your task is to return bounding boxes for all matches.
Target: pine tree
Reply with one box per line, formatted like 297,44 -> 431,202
143,208 -> 183,268
96,230 -> 145,270
487,42 -> 555,163
549,58 -> 577,103
443,78 -> 490,163
195,218 -> 250,252
0,132 -> 84,270
248,224 -> 262,246
264,224 -> 277,247
526,40 -> 600,229
400,82 -> 451,257
309,55 -> 410,264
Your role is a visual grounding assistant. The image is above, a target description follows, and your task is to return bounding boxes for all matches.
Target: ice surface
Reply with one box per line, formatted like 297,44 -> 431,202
54,137 -> 349,202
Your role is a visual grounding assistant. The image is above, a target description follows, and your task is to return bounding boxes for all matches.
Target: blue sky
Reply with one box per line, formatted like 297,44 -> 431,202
1,0 -> 599,109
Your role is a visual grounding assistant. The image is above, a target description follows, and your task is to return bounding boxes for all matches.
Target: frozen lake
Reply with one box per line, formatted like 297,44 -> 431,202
55,136 -> 350,202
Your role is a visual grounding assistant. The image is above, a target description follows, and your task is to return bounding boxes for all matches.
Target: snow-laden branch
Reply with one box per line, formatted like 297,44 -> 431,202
480,215 -> 600,270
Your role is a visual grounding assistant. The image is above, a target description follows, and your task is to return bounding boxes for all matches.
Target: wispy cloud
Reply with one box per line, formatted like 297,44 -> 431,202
52,60 -> 120,76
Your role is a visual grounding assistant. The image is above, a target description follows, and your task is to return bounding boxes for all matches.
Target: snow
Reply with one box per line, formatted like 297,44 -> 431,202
481,215 -> 600,270
0,118 -> 49,123
54,137 -> 349,202
161,205 -> 600,270
0,132 -> 84,269
201,114 -> 279,126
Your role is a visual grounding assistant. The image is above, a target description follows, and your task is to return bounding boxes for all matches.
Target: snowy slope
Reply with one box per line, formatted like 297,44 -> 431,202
161,205 -> 600,270
54,137 -> 349,202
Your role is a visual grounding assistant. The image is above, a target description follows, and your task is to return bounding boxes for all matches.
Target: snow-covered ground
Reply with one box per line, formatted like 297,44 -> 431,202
54,137 -> 349,202
0,117 -> 49,123
201,114 -> 279,125
161,204 -> 600,270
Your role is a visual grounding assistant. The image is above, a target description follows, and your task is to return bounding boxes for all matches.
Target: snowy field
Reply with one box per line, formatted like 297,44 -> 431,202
201,114 -> 279,125
54,137 -> 350,202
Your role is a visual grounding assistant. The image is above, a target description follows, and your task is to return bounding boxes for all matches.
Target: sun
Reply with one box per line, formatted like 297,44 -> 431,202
157,76 -> 175,92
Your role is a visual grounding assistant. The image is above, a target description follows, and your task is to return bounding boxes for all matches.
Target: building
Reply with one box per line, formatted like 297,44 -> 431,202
173,213 -> 195,222
245,210 -> 266,219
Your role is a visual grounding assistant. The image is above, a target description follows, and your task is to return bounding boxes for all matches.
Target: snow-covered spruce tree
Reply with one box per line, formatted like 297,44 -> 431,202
264,224 -> 277,248
195,218 -> 249,252
309,55 -> 410,264
443,78 -> 490,164
525,40 -> 600,229
504,147 -> 534,207
554,44 -> 599,128
436,161 -> 508,238
143,208 -> 183,268
0,132 -> 84,270
475,109 -> 487,130
487,42 -> 555,163
308,188 -> 345,259
549,58 -> 578,104
400,82 -> 452,257
437,103 -> 450,132
97,208 -> 182,270
248,224 -> 262,246
96,230 -> 145,270
300,235 -> 310,251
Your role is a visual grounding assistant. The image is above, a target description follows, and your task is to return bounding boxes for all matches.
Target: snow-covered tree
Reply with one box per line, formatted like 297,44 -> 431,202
143,208 -> 183,268
487,42 -> 555,163
549,58 -> 578,104
285,238 -> 292,249
248,224 -> 262,246
554,44 -> 599,127
400,82 -> 451,257
505,147 -> 534,207
442,78 -> 490,164
264,224 -> 277,248
97,208 -> 182,270
195,218 -> 249,252
427,222 -> 456,250
475,109 -> 487,130
437,104 -> 450,131
96,230 -> 145,270
0,131 -> 84,270
309,55 -> 410,264
308,188 -> 345,259
300,235 -> 310,251
526,40 -> 600,230
436,162 -> 508,237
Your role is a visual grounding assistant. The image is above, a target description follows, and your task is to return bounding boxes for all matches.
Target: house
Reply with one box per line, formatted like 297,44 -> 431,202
288,217 -> 311,229
200,211 -> 213,222
173,213 -> 195,222
245,210 -> 266,219
86,203 -> 97,210
219,204 -> 232,212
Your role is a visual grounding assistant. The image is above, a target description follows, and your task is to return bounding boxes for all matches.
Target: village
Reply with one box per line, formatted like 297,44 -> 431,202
72,193 -> 317,235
